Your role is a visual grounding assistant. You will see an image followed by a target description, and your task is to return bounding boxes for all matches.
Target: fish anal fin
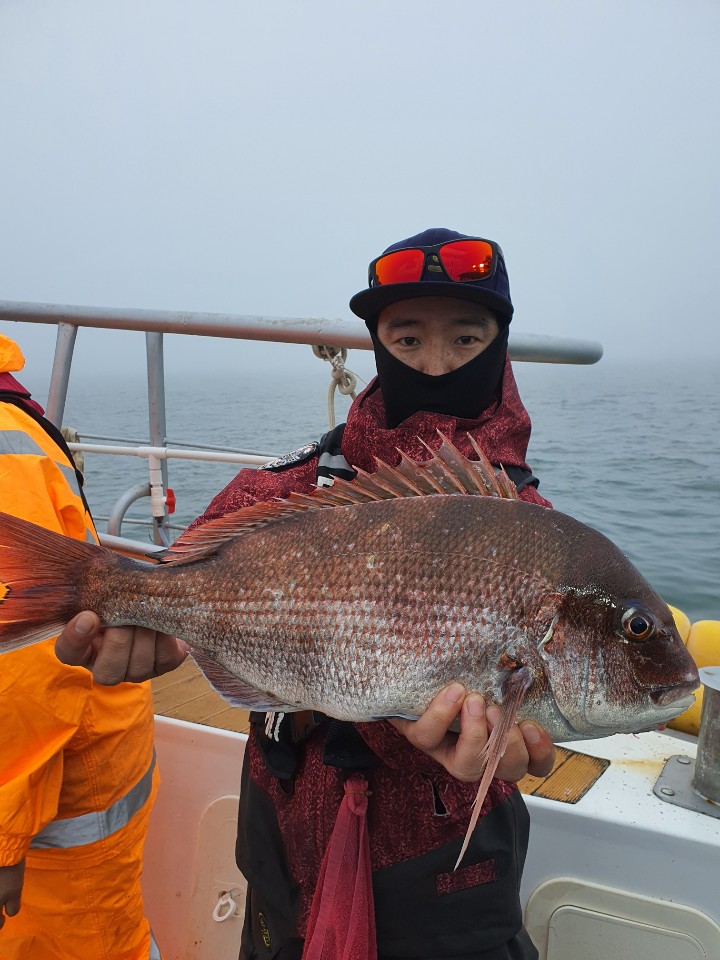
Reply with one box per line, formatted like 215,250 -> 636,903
191,649 -> 300,712
454,665 -> 534,870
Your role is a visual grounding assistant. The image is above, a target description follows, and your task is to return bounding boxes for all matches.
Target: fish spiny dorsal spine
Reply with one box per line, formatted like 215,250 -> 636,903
163,431 -> 518,565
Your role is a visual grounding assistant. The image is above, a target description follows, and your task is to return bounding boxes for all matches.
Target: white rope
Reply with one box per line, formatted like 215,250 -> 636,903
311,345 -> 362,429
60,425 -> 85,474
212,891 -> 238,922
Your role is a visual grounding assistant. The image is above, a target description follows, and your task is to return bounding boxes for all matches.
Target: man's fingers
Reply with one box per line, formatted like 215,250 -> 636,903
154,634 -> 190,677
485,706 -> 556,782
400,684 -> 466,752
53,611 -> 101,667
391,686 -> 492,783
4,893 -> 21,917
125,627 -> 163,682
446,694 -> 492,781
519,721 -> 556,778
117,628 -> 189,684
54,616 -> 187,684
92,626 -> 138,685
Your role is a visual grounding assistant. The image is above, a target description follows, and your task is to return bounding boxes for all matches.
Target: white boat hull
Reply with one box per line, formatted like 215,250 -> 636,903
143,718 -> 720,960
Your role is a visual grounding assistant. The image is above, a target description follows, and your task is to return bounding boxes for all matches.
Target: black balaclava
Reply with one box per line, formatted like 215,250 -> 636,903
369,324 -> 509,428
349,227 -> 514,428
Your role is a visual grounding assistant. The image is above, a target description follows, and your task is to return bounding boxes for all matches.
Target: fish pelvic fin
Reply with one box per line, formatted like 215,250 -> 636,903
165,432 -> 517,562
454,665 -> 534,871
0,512 -> 100,652
191,649 -> 302,712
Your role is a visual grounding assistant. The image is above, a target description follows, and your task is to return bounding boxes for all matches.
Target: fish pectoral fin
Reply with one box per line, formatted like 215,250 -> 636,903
191,650 -> 301,712
454,666 -> 534,870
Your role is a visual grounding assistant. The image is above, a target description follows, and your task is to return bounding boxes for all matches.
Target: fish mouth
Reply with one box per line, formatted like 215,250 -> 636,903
649,686 -> 697,711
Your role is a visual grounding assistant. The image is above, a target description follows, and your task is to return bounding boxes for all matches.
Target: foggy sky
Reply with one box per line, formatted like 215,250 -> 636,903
1,0 -> 719,386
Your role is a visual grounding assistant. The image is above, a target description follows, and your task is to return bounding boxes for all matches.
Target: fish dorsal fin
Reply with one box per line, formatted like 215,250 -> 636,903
361,431 -> 517,500
163,432 -> 517,564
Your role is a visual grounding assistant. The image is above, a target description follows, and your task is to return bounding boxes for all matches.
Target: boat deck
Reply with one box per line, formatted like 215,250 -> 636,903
151,658 -> 250,733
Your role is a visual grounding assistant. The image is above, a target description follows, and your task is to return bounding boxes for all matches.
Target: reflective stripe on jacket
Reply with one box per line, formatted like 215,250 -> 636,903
30,751 -> 157,850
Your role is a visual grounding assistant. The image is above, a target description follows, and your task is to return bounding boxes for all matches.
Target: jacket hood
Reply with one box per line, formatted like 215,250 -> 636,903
0,334 -> 26,374
342,355 -> 534,474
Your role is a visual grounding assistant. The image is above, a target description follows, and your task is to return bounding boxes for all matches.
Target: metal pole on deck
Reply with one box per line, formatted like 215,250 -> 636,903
45,322 -> 78,426
146,332 -> 171,547
693,668 -> 720,806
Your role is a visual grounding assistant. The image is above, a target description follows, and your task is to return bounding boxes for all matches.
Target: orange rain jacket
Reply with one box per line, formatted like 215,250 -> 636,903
0,335 -> 160,960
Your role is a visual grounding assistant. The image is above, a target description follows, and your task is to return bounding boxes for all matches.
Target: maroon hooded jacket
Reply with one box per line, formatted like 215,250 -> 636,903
194,359 -> 550,960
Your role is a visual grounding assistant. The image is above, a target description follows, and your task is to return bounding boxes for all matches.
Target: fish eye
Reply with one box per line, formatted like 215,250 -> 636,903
621,608 -> 655,642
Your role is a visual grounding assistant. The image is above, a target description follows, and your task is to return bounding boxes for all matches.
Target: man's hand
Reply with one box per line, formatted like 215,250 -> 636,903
0,860 -> 25,929
389,683 -> 555,782
54,612 -> 189,685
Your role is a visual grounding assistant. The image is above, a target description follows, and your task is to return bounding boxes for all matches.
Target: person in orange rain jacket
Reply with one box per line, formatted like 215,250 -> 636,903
0,333 -> 162,960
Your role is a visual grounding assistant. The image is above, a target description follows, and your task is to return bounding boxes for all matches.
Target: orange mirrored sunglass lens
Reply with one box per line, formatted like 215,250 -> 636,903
439,240 -> 494,282
374,248 -> 426,285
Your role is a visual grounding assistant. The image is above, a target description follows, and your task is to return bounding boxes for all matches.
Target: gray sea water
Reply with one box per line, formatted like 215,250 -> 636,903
48,359 -> 719,623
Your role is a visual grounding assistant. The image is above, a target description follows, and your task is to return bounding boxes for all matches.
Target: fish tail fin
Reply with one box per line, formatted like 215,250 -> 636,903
454,666 -> 534,870
0,511 -> 100,652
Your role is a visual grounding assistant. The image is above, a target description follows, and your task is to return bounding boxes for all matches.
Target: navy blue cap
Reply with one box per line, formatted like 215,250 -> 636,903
349,227 -> 514,328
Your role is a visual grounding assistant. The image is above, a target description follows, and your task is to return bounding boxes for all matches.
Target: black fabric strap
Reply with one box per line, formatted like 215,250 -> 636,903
316,423 -> 356,486
503,464 -> 539,493
322,720 -> 380,770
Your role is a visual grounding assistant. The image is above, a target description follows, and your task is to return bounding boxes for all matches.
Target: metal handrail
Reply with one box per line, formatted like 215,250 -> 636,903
79,432 -> 278,457
68,441 -> 274,467
1,298 -> 604,361
68,441 -> 276,544
98,532 -> 166,561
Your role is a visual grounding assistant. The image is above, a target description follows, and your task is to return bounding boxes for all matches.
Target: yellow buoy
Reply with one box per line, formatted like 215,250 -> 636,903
686,620 -> 720,668
668,619 -> 720,736
668,605 -> 692,643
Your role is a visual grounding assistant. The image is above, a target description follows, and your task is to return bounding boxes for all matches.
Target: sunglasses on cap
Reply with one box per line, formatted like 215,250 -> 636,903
368,238 -> 503,288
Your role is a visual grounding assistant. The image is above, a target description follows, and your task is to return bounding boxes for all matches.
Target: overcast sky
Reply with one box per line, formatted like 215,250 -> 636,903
1,0 -> 718,385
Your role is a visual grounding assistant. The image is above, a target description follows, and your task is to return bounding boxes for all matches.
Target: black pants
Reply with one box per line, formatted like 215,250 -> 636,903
239,884 -> 538,960
237,771 -> 538,960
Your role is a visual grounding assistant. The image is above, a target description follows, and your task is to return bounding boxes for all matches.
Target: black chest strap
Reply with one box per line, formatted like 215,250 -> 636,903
316,423 -> 356,487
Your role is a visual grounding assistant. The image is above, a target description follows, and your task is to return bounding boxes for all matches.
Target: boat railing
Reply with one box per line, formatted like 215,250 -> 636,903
0,297 -> 604,549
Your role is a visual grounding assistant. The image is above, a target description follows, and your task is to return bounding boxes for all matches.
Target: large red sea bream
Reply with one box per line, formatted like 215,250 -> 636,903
0,434 -> 699,863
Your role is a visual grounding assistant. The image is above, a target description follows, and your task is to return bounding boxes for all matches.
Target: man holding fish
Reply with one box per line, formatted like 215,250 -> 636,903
27,228 -> 698,959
